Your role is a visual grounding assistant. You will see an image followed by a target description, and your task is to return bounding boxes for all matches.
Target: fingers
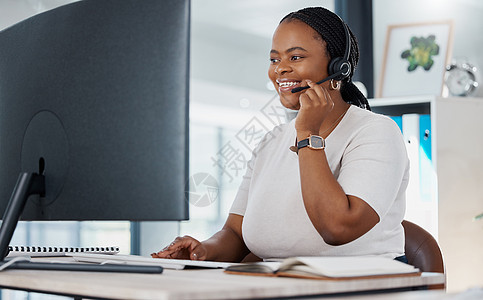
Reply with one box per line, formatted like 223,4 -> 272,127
299,80 -> 333,111
151,235 -> 207,260
296,80 -> 336,134
320,85 -> 335,111
190,248 -> 207,261
151,236 -> 194,258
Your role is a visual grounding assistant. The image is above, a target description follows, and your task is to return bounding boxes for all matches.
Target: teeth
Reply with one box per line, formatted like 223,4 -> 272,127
278,81 -> 299,87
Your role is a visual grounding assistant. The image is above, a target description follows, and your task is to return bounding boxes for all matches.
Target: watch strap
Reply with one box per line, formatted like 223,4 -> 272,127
297,138 -> 310,150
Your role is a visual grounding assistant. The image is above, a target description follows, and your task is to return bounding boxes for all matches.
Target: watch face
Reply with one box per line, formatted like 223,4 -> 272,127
309,136 -> 324,148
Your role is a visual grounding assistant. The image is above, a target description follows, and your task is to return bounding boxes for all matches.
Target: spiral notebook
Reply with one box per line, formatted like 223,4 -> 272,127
6,245 -> 120,258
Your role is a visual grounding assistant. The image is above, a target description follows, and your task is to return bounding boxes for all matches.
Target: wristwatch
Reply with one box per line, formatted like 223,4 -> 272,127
297,135 -> 325,150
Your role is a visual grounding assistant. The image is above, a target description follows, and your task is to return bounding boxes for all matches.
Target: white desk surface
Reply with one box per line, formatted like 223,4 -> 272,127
0,263 -> 445,300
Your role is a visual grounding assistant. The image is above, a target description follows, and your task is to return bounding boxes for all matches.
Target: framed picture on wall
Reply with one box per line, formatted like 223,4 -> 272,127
377,20 -> 454,98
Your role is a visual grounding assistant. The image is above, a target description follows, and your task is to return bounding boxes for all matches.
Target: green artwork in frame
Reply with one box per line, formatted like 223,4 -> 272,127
378,21 -> 454,98
401,35 -> 440,72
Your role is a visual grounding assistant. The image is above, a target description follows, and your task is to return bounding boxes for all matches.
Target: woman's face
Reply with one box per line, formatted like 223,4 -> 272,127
268,20 -> 330,110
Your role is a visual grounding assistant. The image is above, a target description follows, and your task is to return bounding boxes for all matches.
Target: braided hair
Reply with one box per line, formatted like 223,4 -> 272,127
281,7 -> 371,111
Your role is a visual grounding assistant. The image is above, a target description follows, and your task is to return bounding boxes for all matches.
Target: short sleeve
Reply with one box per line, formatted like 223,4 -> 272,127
228,124 -> 285,216
337,117 -> 409,218
228,131 -> 267,216
229,167 -> 251,216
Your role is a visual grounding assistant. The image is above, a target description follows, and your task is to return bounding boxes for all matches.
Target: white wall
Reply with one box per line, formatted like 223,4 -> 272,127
435,97 -> 483,292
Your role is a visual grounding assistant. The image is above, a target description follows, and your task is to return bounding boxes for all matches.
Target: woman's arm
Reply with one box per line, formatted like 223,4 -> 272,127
295,81 -> 379,245
152,213 -> 250,262
297,146 -> 379,245
201,213 -> 250,262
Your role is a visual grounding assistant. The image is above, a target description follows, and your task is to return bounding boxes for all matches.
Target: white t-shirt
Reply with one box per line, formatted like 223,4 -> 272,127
229,105 -> 409,259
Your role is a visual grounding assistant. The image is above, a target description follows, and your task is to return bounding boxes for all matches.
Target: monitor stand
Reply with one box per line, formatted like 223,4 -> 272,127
0,172 -> 163,274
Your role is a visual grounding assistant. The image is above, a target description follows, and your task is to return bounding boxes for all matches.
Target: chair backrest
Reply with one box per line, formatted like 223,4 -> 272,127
403,220 -> 444,273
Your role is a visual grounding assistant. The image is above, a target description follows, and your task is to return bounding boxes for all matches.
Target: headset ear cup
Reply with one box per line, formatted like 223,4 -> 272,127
328,57 -> 350,81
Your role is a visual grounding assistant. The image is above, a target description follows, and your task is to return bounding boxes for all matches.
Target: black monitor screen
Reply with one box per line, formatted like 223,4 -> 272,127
0,0 -> 190,221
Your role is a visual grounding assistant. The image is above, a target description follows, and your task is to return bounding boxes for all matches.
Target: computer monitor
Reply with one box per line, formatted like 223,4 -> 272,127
0,0 -> 190,259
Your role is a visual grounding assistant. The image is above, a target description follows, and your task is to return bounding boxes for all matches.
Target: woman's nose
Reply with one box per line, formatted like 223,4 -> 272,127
274,61 -> 291,75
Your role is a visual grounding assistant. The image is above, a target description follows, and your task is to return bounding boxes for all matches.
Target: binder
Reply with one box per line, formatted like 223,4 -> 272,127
400,114 -> 437,237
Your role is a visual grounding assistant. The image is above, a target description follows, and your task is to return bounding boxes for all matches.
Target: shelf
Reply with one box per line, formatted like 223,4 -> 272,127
368,95 -> 435,116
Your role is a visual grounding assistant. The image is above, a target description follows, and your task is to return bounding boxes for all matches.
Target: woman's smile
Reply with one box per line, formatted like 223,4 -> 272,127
276,78 -> 302,93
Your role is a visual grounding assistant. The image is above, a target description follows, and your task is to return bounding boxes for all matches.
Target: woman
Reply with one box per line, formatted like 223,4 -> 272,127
152,7 -> 409,262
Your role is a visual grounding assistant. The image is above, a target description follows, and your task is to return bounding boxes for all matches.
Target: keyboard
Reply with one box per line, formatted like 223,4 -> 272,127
67,253 -> 237,270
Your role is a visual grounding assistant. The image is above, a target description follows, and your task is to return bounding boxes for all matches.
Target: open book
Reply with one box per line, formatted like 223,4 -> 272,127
225,256 -> 420,280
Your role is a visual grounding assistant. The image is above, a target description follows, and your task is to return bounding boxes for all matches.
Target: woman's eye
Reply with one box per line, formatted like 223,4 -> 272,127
270,58 -> 279,64
291,55 -> 303,61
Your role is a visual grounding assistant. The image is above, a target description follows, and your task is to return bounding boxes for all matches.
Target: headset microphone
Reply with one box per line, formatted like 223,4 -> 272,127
291,65 -> 349,93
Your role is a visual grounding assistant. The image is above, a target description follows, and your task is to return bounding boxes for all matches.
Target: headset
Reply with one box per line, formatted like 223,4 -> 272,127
291,17 -> 352,93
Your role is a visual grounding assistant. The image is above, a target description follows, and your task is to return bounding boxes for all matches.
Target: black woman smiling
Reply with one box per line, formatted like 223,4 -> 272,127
153,7 -> 409,264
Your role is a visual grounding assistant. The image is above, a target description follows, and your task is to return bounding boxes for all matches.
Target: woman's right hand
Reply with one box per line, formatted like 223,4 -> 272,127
150,235 -> 208,260
295,80 -> 334,136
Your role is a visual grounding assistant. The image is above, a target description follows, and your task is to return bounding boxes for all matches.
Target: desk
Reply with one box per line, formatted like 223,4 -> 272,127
0,267 -> 445,300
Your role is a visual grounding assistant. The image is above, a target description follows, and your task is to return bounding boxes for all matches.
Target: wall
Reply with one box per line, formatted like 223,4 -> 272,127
435,97 -> 483,292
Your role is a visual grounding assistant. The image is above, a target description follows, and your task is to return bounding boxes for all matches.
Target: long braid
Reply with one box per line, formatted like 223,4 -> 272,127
281,7 -> 371,111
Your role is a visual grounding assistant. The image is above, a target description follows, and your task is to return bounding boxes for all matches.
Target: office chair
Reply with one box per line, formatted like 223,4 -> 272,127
402,220 -> 445,289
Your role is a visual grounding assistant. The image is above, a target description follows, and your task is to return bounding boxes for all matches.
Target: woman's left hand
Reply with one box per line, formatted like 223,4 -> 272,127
295,80 -> 334,135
